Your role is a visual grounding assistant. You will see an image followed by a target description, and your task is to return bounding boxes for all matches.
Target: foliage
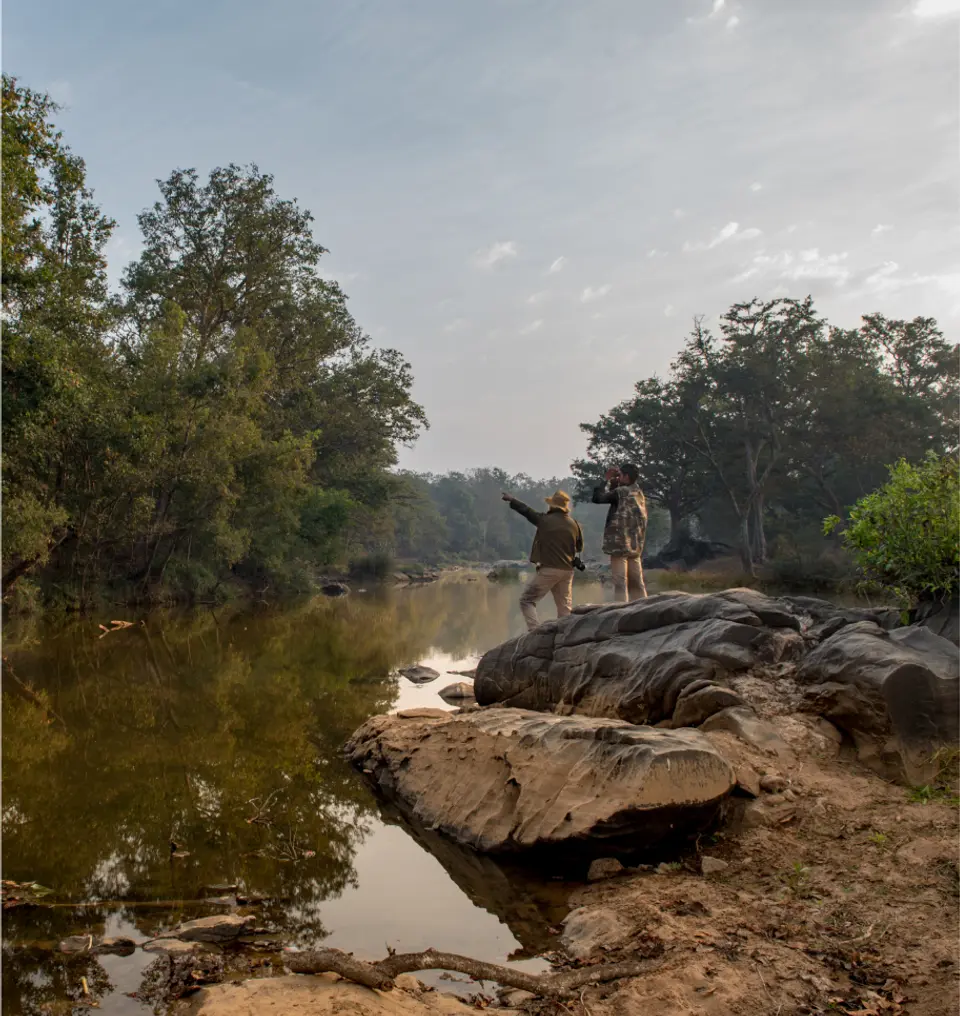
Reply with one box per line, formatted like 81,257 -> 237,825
579,296 -> 957,576
824,453 -> 959,604
2,76 -> 426,608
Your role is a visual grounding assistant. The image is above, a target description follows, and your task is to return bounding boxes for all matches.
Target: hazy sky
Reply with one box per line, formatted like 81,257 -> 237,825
5,0 -> 958,477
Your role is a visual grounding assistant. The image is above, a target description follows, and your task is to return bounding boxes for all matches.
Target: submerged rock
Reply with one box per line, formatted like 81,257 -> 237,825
345,708 -> 735,856
171,913 -> 254,943
320,581 -> 350,597
398,665 -> 441,685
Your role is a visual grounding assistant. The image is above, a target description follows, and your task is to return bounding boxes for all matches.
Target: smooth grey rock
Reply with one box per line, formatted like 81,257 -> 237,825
699,706 -> 790,756
172,914 -> 254,943
437,681 -> 475,702
797,621 -> 959,782
345,708 -> 735,855
398,665 -> 441,685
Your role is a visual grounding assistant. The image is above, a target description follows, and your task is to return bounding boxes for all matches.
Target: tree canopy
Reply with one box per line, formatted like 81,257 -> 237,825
575,298 -> 957,576
2,75 -> 426,607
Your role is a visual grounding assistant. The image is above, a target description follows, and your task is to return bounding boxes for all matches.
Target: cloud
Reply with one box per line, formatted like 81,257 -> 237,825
443,318 -> 468,333
750,182 -> 763,192
664,304 -> 676,317
581,284 -> 612,303
673,208 -> 686,219
861,261 -> 960,304
726,15 -> 740,28
547,256 -> 566,274
647,248 -> 666,258
712,0 -> 725,12
913,0 -> 960,17
871,223 -> 893,237
474,240 -> 518,268
734,248 -> 851,286
684,221 -> 762,251
527,291 -> 548,305
519,319 -> 543,335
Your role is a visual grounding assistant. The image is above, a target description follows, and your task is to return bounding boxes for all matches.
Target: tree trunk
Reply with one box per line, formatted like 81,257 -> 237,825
751,495 -> 767,563
667,503 -> 691,548
738,512 -> 754,576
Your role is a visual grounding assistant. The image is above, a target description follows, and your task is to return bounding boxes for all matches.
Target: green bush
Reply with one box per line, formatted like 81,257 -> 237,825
825,453 -> 959,606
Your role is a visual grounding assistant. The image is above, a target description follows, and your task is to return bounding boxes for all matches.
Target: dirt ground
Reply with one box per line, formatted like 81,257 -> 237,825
542,712 -> 960,1016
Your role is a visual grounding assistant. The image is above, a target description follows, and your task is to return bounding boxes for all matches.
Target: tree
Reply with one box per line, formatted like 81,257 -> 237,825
574,376 -> 715,545
825,453 -> 959,606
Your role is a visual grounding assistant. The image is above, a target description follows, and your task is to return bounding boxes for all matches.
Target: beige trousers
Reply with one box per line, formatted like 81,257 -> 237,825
609,554 -> 647,602
520,567 -> 574,631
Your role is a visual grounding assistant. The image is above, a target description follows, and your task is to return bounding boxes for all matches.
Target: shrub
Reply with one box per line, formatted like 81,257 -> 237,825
825,453 -> 959,606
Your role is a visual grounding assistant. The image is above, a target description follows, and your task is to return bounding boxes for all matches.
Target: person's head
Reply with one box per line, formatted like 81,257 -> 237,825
544,490 -> 572,513
619,464 -> 639,485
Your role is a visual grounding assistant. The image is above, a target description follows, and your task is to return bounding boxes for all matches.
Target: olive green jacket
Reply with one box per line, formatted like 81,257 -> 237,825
509,500 -> 583,570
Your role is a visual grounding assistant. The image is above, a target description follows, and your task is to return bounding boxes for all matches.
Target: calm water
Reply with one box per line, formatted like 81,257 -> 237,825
2,574 -> 614,1015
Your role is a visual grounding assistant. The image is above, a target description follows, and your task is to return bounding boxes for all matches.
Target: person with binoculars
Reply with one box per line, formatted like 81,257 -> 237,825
592,463 -> 648,602
500,488 -> 584,630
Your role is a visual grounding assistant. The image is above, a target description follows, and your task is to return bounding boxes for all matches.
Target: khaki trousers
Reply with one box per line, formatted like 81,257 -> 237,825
520,567 -> 574,631
609,554 -> 647,602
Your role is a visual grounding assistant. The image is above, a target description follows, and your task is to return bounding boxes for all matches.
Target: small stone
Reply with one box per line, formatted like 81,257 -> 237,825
394,973 -> 424,992
97,936 -> 137,956
561,906 -> 632,959
760,774 -> 787,793
735,765 -> 761,798
784,788 -> 798,801
499,988 -> 537,1006
398,665 -> 441,685
701,856 -> 729,875
764,793 -> 787,806
142,938 -> 201,954
587,857 -> 625,881
172,913 -> 254,943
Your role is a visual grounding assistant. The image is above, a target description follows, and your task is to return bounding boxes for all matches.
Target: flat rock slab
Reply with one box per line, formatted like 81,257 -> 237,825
191,974 -> 498,1015
172,914 -> 254,942
345,708 -> 735,856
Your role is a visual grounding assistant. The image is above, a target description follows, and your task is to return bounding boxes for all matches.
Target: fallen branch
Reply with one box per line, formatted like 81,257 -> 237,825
285,946 -> 660,998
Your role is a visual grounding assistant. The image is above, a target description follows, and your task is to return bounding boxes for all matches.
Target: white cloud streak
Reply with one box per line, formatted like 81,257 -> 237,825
684,221 -> 762,252
913,0 -> 960,17
519,319 -> 544,335
547,256 -> 566,274
580,284 -> 612,303
474,240 -> 518,268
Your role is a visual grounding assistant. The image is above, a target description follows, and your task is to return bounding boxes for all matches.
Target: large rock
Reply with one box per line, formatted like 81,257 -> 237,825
474,591 -> 800,727
171,914 -> 254,943
345,708 -> 735,857
796,621 -> 959,782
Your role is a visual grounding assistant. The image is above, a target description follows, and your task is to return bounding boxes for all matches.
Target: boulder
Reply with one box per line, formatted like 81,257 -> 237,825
561,906 -> 633,959
320,582 -> 350,597
143,938 -> 205,955
474,591 -> 801,728
344,708 -> 735,857
171,914 -> 254,943
398,665 -> 441,685
796,621 -> 959,782
437,681 -> 475,703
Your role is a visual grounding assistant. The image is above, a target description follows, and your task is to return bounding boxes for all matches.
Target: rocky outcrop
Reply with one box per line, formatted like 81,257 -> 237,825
796,621 -> 959,783
398,666 -> 440,685
473,589 -> 957,783
345,707 -> 735,858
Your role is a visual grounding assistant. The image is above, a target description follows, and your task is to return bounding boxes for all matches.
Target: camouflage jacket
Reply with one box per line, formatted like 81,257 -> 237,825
592,481 -> 648,557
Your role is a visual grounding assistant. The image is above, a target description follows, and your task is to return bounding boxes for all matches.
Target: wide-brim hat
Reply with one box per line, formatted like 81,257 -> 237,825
544,490 -> 571,511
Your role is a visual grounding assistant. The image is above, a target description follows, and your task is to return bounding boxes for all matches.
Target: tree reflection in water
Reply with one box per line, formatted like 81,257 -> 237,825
2,579 -> 594,1014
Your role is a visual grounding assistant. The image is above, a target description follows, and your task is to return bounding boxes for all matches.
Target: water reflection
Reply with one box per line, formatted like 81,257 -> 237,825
2,578 -> 607,1014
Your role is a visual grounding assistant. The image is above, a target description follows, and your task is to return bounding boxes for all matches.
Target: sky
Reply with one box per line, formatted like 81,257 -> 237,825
4,0 -> 959,478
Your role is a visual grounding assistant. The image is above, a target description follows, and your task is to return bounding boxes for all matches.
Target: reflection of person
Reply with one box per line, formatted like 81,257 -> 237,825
592,464 -> 648,602
501,490 -> 584,631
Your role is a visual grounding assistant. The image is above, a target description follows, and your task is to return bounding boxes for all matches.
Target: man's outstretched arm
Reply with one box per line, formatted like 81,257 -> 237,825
501,492 -> 540,526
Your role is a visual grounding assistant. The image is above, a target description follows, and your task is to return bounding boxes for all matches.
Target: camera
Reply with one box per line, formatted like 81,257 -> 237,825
573,556 -> 586,572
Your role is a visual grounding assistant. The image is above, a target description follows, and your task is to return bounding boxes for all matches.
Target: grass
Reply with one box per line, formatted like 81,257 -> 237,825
908,745 -> 960,806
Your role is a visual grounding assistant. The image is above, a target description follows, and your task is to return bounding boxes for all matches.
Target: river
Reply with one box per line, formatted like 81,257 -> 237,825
2,573 -> 622,1014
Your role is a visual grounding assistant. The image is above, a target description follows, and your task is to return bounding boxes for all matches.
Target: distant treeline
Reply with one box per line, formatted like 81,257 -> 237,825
377,469 -> 670,566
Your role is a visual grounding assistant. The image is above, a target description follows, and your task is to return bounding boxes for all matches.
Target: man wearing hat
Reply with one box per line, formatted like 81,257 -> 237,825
500,489 -> 584,630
